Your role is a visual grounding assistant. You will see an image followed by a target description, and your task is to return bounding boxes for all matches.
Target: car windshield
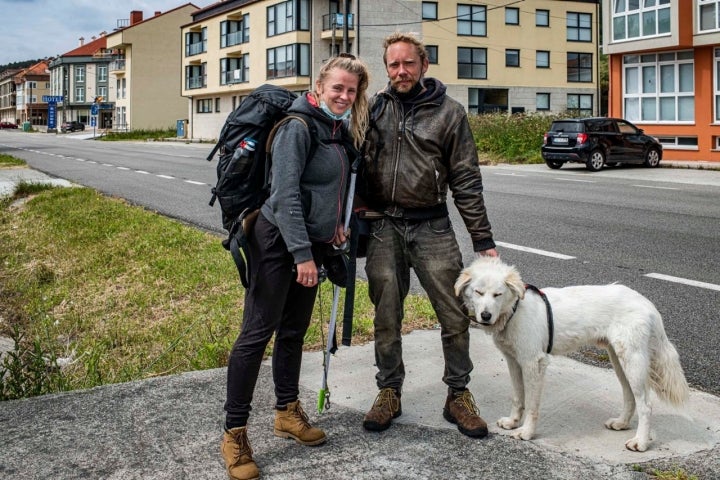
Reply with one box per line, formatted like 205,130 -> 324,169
550,121 -> 583,133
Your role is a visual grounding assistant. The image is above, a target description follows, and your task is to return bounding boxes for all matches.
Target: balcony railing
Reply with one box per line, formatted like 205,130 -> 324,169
322,13 -> 355,31
186,41 -> 205,56
186,76 -> 205,89
222,70 -> 247,85
109,60 -> 126,72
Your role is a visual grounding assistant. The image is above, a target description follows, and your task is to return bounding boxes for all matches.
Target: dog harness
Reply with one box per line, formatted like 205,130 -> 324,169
523,284 -> 554,354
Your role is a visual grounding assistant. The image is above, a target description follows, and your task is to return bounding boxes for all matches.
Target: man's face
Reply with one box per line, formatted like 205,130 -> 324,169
385,41 -> 428,94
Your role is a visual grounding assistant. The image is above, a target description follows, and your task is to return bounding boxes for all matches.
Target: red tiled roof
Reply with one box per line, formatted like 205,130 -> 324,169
62,35 -> 107,57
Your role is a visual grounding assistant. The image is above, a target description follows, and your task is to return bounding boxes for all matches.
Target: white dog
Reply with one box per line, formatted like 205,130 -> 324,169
454,256 -> 689,452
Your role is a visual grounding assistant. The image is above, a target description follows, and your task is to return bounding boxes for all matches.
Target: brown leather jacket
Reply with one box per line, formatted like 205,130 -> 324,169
362,78 -> 495,251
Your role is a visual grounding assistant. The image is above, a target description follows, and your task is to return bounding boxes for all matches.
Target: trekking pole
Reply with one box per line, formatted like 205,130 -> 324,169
317,154 -> 360,414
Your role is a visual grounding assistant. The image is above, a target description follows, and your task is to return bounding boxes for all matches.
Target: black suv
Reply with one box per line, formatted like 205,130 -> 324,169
61,121 -> 85,133
541,117 -> 662,171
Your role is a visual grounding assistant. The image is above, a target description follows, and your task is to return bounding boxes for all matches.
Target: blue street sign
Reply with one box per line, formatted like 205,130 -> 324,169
90,104 -> 99,115
48,103 -> 57,129
90,117 -> 97,127
42,95 -> 64,103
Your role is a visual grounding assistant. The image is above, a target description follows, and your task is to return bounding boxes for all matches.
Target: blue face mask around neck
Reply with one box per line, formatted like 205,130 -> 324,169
320,100 -> 351,121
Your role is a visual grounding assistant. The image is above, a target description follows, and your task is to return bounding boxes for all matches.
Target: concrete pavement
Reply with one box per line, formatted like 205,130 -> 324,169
2,165 -> 720,479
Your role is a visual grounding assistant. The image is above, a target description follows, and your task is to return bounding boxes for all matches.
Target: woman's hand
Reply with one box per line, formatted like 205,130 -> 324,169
332,225 -> 348,247
296,260 -> 319,287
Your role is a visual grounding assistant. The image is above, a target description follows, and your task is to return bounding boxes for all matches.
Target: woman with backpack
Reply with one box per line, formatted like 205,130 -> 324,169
221,54 -> 370,480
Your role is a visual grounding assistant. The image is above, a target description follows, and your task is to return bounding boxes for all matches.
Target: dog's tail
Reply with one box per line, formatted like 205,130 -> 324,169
650,325 -> 690,407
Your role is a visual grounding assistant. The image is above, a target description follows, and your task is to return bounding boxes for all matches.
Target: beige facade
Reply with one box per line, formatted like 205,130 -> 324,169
0,69 -> 21,124
106,4 -> 199,131
182,0 -> 600,141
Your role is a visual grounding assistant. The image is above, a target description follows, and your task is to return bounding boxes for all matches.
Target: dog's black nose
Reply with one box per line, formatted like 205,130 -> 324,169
480,311 -> 492,322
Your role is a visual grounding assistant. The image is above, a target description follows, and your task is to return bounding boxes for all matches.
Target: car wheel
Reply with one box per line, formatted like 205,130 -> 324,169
644,148 -> 661,168
586,150 -> 605,172
545,160 -> 563,169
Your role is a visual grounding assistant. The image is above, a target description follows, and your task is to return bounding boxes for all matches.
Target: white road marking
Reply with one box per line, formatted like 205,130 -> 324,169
555,177 -> 595,183
494,173 -> 527,177
645,273 -> 720,292
117,167 -> 130,171
495,241 -> 576,260
136,170 -> 150,174
157,174 -> 174,179
184,180 -> 206,185
632,184 -> 679,190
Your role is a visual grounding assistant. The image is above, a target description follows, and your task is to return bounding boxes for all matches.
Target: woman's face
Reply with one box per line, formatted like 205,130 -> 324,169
316,67 -> 359,116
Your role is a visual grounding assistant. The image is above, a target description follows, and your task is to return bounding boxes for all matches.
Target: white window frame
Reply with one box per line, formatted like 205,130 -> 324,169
623,51 -> 694,124
612,0 -> 671,42
714,48 -> 720,122
97,65 -> 108,82
699,0 -> 720,32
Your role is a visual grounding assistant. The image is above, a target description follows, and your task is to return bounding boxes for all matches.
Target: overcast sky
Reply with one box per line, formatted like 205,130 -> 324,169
0,0 -> 212,65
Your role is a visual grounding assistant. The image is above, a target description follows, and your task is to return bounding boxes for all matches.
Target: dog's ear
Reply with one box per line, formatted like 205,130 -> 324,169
505,266 -> 526,300
454,269 -> 472,297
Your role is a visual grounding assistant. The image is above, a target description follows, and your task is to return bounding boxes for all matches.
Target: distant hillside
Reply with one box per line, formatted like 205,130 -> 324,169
0,59 -> 43,71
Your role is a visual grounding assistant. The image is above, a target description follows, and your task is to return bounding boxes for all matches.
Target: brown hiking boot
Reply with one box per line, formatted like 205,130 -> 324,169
443,390 -> 489,438
221,427 -> 260,480
362,387 -> 402,431
274,400 -> 327,446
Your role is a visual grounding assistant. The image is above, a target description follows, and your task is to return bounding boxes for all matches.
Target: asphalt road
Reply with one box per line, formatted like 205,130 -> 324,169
1,131 -> 719,398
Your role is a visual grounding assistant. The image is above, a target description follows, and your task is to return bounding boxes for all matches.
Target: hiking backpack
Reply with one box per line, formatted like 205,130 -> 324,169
206,84 -> 319,288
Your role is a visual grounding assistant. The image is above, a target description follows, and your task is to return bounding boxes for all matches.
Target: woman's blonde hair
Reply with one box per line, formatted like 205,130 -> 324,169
314,54 -> 370,150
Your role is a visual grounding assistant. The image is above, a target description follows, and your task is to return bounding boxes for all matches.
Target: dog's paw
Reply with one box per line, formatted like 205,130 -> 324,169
625,436 -> 649,452
510,427 -> 534,441
604,417 -> 630,431
497,417 -> 520,430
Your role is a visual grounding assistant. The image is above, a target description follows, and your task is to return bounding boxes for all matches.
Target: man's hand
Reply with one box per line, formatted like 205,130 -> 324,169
475,248 -> 498,259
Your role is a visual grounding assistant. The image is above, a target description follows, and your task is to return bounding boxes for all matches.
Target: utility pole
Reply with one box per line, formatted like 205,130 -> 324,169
343,0 -> 350,53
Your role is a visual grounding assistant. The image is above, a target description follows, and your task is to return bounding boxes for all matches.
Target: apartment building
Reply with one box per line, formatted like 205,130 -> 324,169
603,0 -> 720,162
14,61 -> 50,126
105,5 -> 199,132
48,35 -> 112,129
0,69 -> 21,124
182,0 -> 600,141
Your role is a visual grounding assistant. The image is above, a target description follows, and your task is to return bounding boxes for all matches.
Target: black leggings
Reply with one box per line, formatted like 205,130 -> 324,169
224,213 -> 320,429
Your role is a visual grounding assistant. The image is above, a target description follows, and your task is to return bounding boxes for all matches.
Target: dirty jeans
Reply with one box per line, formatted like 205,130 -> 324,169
364,215 -> 472,394
224,213 -> 319,429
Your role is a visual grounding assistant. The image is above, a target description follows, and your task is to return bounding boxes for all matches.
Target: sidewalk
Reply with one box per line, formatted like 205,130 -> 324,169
1,330 -> 718,479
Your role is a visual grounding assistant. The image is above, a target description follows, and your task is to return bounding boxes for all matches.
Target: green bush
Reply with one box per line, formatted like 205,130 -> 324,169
468,112 -> 569,164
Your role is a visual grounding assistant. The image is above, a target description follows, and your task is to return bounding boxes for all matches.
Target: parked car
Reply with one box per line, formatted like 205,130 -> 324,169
61,121 -> 85,133
0,121 -> 18,129
541,117 -> 662,171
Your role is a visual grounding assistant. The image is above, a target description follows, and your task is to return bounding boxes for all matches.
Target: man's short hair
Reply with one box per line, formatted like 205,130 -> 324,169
382,32 -> 428,66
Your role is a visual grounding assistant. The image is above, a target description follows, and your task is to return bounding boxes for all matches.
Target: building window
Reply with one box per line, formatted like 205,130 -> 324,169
505,7 -> 519,25
458,4 -> 486,36
197,98 -> 212,113
536,9 -> 549,27
567,12 -> 592,42
185,28 -> 207,56
567,94 -> 593,116
536,50 -> 550,68
623,51 -> 694,123
185,64 -> 206,89
74,86 -> 85,103
700,0 -> 720,32
426,45 -> 438,64
221,55 -> 249,85
97,86 -> 107,99
612,0 -> 671,41
268,0 -> 310,37
715,48 -> 720,121
458,47 -> 487,79
221,15 -> 250,47
567,52 -> 593,82
537,93 -> 550,111
97,65 -> 108,82
74,65 -> 85,83
267,44 -> 310,79
506,49 -> 520,67
215,98 -> 221,112
422,2 -> 437,20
